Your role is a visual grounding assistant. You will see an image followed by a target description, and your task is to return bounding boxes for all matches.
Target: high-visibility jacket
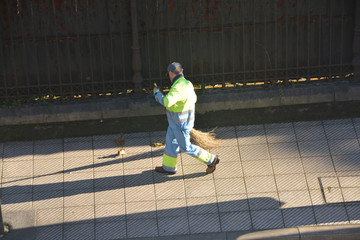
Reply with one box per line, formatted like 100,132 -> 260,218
154,75 -> 197,130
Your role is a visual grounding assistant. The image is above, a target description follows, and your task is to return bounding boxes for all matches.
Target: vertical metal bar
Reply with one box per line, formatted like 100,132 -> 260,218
274,0 -> 278,84
353,0 -> 360,79
145,1 -> 151,87
156,0 -> 162,86
318,2 -> 322,78
64,0 -> 73,97
74,0 -> 84,96
5,0 -> 18,97
253,0 -> 256,84
51,0 -> 63,95
285,0 -> 288,84
131,0 -> 143,94
340,0 -> 344,76
18,1 -> 30,97
231,1 -> 235,86
200,0 -> 204,89
328,0 -> 333,81
120,1 -> 126,92
210,2 -> 215,86
28,1 -> 41,96
106,0 -> 116,95
241,0 -> 246,86
189,0 -> 193,79
221,3 -> 225,88
307,0 -> 310,82
86,0 -> 94,97
0,13 -> 8,99
296,0 -> 299,82
264,0 -> 267,86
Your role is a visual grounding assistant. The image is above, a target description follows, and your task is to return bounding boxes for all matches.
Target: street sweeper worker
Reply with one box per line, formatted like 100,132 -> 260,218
153,62 -> 219,174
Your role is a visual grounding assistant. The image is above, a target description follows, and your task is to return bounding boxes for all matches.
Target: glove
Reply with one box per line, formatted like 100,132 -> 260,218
153,83 -> 160,96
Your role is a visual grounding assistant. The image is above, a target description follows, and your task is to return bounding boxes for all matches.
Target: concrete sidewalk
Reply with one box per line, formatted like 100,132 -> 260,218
1,118 -> 360,239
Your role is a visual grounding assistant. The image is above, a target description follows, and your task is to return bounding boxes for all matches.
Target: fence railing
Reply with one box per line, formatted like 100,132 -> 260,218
0,0 -> 357,102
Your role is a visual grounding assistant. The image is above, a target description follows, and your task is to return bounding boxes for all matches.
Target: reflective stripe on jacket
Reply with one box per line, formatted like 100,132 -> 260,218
155,77 -> 197,129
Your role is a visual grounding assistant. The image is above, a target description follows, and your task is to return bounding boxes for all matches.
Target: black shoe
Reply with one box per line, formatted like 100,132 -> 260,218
206,155 -> 220,174
155,166 -> 176,175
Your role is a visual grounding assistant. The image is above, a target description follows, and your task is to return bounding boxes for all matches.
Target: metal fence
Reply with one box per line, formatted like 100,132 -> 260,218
0,0 -> 357,101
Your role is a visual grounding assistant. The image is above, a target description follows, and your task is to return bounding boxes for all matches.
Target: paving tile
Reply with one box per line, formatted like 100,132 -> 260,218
239,144 -> 270,161
339,175 -> 360,188
64,141 -> 93,158
124,168 -> 153,187
124,131 -> 150,139
1,193 -> 33,211
184,180 -> 216,198
64,172 -> 93,190
33,190 -> 64,209
236,124 -> 264,131
294,125 -> 326,142
35,208 -> 63,226
123,153 -> 154,170
275,174 -> 308,191
64,190 -> 95,207
247,192 -> 281,210
155,180 -> 186,200
64,205 -> 95,222
309,189 -> 327,205
323,119 -> 353,125
156,198 -> 187,218
245,176 -> 277,193
213,162 -> 244,179
122,136 -> 152,154
301,156 -> 335,173
313,205 -> 349,225
324,124 -> 357,140
282,207 -> 316,227
220,211 -> 252,231
342,188 -> 360,202
64,222 -> 95,240
95,203 -> 126,222
186,197 -> 218,215
158,216 -> 190,236
214,127 -> 238,146
328,139 -> 360,156
183,164 -> 213,181
94,171 -> 124,189
95,221 -> 126,240
93,139 -> 118,156
346,204 -> 360,224
127,218 -> 158,238
217,195 -> 249,212
188,213 -> 221,234
36,225 -> 63,240
237,129 -> 267,145
1,177 -> 33,195
298,140 -> 330,157
266,127 -> 296,143
272,158 -> 304,175
215,178 -> 246,195
278,190 -> 312,208
95,189 -> 125,205
251,209 -> 284,230
293,121 -> 322,127
265,122 -> 293,129
242,160 -> 273,176
33,174 -> 64,192
305,172 -> 337,190
209,146 -> 241,163
126,200 -> 157,219
34,143 -> 63,160
3,142 -> 33,161
268,142 -> 300,159
34,158 -> 63,176
64,156 -> 94,173
125,184 -> 156,202
3,160 -> 33,178
332,154 -> 360,172
94,157 -> 123,172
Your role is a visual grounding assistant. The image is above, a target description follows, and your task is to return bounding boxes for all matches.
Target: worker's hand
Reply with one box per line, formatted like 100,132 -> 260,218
153,83 -> 160,96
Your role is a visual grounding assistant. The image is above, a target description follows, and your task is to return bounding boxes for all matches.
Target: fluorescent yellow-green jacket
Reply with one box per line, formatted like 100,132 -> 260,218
155,75 -> 197,130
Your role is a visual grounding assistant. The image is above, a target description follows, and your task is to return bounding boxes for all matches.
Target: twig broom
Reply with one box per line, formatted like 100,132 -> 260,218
190,128 -> 222,149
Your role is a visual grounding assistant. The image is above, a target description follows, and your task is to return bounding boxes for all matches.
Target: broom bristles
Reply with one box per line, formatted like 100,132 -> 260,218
190,128 -> 222,149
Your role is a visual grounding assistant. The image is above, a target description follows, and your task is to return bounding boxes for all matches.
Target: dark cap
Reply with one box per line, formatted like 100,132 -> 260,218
167,62 -> 183,73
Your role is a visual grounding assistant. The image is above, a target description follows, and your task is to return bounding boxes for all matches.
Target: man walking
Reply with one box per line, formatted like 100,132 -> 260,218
153,62 -> 219,174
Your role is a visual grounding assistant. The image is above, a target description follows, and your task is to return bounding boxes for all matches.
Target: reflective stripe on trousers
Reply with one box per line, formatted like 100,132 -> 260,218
162,126 -> 215,172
